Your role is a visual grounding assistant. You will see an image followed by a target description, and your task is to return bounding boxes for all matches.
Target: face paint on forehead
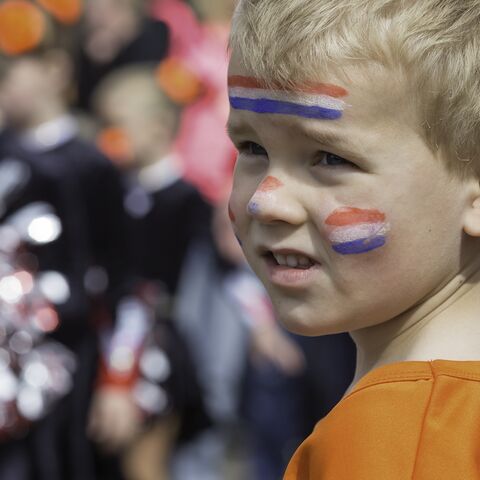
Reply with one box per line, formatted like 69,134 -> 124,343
228,76 -> 348,120
325,207 -> 390,255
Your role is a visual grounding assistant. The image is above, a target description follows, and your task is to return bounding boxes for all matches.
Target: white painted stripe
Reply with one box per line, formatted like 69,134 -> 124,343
228,86 -> 346,111
329,222 -> 389,244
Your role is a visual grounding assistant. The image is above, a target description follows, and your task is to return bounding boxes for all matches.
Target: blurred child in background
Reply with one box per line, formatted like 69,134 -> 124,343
91,63 -> 212,480
93,64 -> 211,298
0,1 -> 134,479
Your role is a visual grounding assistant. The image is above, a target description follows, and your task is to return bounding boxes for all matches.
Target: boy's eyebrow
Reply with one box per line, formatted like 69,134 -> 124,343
226,120 -> 352,149
298,127 -> 350,148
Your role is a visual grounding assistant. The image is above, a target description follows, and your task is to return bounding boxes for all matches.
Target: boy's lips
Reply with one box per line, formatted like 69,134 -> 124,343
259,247 -> 322,288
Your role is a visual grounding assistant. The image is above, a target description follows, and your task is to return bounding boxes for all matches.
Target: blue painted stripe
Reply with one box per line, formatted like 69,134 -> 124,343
332,236 -> 386,255
229,96 -> 343,120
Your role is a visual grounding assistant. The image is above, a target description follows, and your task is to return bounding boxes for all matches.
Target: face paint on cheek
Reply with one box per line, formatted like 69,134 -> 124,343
228,76 -> 348,120
325,207 -> 390,255
247,176 -> 283,216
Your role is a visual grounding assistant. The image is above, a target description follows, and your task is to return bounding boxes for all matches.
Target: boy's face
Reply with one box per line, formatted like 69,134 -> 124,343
227,53 -> 478,336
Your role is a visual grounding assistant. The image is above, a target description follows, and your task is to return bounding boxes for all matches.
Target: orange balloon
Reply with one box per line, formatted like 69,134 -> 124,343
155,57 -> 204,105
35,0 -> 82,24
0,1 -> 46,55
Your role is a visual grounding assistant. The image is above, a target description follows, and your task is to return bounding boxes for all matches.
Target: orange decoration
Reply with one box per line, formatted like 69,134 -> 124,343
96,127 -> 134,168
0,1 -> 46,55
155,57 -> 203,105
35,0 -> 82,24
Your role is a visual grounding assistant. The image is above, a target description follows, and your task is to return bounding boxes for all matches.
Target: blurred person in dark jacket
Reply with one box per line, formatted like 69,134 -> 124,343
0,2 -> 136,479
91,64 -> 212,480
93,63 -> 211,300
0,124 -> 64,480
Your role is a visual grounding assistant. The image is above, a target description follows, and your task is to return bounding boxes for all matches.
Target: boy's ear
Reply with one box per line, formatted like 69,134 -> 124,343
464,182 -> 480,237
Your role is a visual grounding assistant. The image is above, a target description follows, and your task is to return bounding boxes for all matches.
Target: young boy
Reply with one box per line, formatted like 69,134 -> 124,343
227,0 -> 480,478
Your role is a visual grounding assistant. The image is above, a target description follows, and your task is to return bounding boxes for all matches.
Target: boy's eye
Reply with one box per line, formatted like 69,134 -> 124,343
316,152 -> 354,167
238,141 -> 268,156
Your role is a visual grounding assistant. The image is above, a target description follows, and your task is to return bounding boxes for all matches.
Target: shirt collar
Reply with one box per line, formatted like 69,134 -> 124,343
137,154 -> 182,192
20,115 -> 78,152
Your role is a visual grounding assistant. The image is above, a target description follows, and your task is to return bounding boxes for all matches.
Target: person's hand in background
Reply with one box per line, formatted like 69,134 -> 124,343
88,387 -> 143,453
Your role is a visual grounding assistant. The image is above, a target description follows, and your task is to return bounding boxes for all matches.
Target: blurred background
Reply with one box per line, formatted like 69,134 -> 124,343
0,1 -> 356,479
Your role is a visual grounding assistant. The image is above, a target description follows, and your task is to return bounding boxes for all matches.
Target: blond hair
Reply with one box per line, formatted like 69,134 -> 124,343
230,0 -> 480,175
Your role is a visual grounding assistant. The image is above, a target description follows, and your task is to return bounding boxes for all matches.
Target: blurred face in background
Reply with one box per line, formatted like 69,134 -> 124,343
94,69 -> 179,168
0,52 -> 70,128
84,0 -> 143,63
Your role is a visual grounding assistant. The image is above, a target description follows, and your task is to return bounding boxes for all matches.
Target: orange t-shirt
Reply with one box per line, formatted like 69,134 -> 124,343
284,360 -> 480,479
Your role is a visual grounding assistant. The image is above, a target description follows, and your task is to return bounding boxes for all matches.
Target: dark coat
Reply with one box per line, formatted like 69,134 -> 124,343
0,129 -> 131,480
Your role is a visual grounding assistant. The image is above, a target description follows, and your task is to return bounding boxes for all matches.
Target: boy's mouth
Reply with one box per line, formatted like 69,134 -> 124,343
262,250 -> 320,288
266,251 -> 315,269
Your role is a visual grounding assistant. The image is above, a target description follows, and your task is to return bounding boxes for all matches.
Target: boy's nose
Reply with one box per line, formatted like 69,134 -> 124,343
246,176 -> 306,225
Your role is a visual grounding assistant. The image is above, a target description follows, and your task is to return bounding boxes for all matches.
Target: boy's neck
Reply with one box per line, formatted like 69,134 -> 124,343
350,256 -> 480,387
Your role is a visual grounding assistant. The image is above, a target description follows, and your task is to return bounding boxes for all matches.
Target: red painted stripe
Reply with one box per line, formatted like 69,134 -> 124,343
326,207 -> 386,227
258,176 -> 283,192
228,75 -> 348,98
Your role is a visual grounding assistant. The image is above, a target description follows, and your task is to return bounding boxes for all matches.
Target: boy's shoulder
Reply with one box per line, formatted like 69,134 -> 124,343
284,360 -> 480,480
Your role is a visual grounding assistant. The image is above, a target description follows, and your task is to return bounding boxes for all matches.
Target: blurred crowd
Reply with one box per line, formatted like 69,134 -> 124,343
0,1 -> 356,479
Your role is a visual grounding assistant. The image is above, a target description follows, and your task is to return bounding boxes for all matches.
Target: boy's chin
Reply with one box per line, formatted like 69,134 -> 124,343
275,303 -> 357,337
